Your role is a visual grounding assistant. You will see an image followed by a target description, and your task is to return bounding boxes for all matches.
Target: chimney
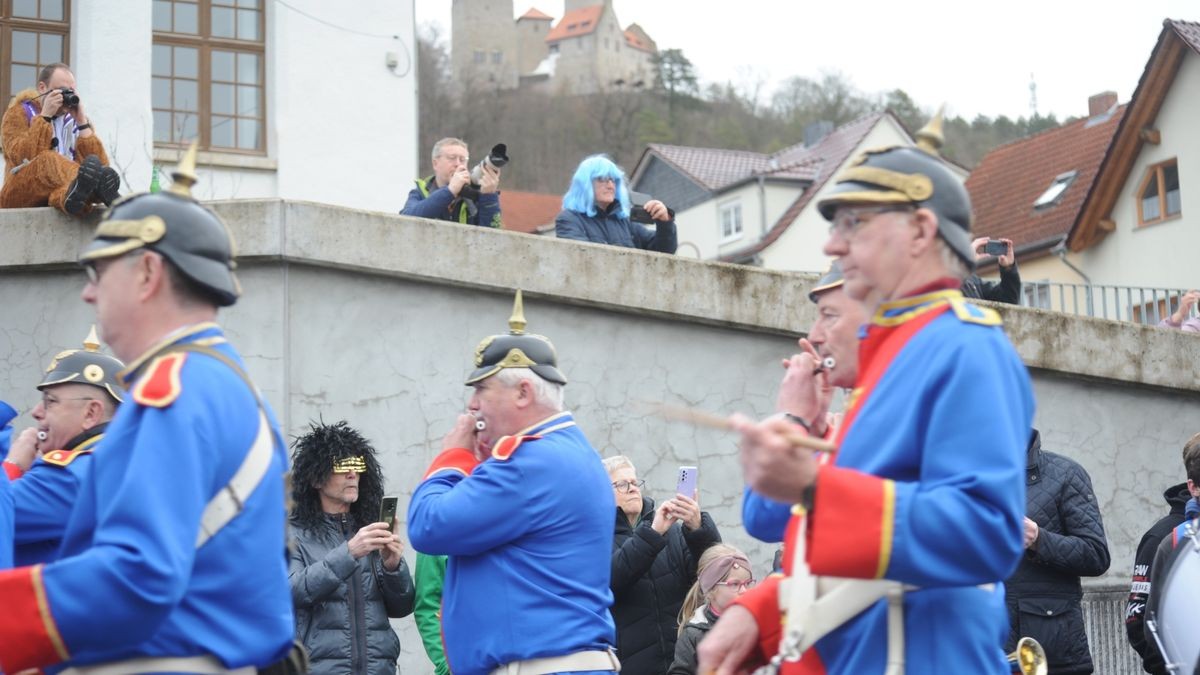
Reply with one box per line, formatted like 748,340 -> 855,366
1088,91 -> 1117,117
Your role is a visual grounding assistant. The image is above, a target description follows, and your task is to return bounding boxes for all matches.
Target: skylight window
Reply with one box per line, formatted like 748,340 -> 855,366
1033,171 -> 1077,209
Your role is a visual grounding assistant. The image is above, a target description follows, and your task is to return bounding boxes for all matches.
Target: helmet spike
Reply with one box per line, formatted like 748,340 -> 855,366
509,290 -> 527,334
83,325 -> 101,352
168,141 -> 200,197
915,105 -> 946,156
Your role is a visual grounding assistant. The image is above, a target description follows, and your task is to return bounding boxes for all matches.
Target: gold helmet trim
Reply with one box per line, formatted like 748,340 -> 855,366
79,216 -> 168,262
169,141 -> 199,197
836,167 -> 933,201
509,290 -> 527,334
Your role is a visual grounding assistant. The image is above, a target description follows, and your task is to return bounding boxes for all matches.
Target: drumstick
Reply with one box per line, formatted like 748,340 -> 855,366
643,402 -> 836,453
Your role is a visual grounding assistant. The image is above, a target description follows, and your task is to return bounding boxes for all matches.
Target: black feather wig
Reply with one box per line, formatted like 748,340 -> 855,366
290,419 -> 386,531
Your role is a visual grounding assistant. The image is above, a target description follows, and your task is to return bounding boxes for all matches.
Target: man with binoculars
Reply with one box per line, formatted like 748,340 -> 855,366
1,63 -> 120,216
402,137 -> 504,228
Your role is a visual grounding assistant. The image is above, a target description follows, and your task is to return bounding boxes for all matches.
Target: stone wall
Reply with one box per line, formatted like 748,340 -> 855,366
2,201 -> 1195,673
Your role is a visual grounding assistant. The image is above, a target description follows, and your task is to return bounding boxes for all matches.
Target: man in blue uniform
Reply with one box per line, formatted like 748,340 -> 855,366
701,113 -> 1034,675
0,146 -> 296,674
2,328 -> 124,566
408,291 -> 619,675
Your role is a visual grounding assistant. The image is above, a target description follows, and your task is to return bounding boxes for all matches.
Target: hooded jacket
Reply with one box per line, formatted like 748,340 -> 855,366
1125,483 -> 1191,674
289,513 -> 415,675
611,497 -> 720,675
1004,431 -> 1110,674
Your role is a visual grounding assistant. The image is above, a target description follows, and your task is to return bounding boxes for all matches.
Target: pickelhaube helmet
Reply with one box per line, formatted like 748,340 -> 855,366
808,261 -> 845,303
817,109 -> 975,267
38,326 -> 125,403
466,290 -> 567,386
78,143 -> 241,306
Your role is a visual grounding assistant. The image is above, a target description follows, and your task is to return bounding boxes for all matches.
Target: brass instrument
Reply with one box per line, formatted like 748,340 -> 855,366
1007,636 -> 1047,675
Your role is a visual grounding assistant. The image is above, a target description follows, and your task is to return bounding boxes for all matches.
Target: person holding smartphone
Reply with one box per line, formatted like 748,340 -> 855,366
605,455 -> 721,675
962,236 -> 1021,304
288,420 -> 414,675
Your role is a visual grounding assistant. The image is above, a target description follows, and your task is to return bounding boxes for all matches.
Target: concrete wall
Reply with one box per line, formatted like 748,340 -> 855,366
1,201 -> 1197,673
1078,52 -> 1199,289
0,1 -> 417,212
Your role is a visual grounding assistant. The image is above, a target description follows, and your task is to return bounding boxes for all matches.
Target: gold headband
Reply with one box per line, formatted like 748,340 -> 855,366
332,456 -> 367,474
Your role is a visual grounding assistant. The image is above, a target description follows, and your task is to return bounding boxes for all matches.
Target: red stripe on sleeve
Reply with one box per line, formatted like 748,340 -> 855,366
0,565 -> 69,672
807,465 -> 888,579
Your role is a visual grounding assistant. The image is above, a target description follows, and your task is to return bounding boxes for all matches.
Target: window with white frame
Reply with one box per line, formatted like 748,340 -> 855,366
720,201 -> 743,240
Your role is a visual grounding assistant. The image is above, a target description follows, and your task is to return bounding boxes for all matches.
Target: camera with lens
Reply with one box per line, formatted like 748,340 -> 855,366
460,143 -> 509,202
59,87 -> 80,108
629,190 -> 674,225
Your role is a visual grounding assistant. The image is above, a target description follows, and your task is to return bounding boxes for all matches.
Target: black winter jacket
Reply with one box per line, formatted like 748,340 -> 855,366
667,605 -> 717,675
611,497 -> 721,675
555,203 -> 677,253
1004,432 -> 1110,675
1125,483 -> 1190,674
289,513 -> 416,675
961,262 -> 1021,304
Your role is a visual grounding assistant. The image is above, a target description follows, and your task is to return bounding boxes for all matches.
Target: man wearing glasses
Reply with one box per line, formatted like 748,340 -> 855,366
1,328 -> 123,566
0,149 -> 297,675
402,137 -> 503,227
702,114 -> 1035,675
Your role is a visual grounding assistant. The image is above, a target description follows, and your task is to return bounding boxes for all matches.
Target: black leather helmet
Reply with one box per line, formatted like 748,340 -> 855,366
38,326 -> 125,403
817,111 -> 974,267
466,291 -> 567,386
808,261 -> 845,303
79,144 -> 241,306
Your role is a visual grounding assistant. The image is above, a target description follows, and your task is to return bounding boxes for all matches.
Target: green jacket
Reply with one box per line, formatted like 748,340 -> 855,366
414,552 -> 450,675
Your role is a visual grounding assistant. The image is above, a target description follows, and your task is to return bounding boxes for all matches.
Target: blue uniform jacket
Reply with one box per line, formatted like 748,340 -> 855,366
11,425 -> 105,566
0,469 -> 11,570
742,485 -> 791,543
0,323 -> 294,673
408,411 -> 617,675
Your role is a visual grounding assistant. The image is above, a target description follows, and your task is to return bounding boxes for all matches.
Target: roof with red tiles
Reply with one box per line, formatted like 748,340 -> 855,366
624,24 -> 655,53
544,5 -> 604,43
499,190 -> 561,234
518,7 -> 554,21
717,112 -> 894,262
1068,19 -> 1200,251
967,105 -> 1125,262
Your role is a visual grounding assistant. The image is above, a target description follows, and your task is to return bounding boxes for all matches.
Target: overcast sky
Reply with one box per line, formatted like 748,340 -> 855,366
415,0 -> 1196,121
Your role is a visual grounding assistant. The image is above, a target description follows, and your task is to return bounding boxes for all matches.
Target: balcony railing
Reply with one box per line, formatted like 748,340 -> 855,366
1019,281 -> 1196,326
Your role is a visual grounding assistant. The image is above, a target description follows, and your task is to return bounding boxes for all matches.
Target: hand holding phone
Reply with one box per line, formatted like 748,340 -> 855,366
379,496 -> 399,532
676,466 -> 698,500
983,239 -> 1007,257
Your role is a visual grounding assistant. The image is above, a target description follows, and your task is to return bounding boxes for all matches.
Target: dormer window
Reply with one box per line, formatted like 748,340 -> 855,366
1033,171 -> 1077,209
1138,159 -> 1181,226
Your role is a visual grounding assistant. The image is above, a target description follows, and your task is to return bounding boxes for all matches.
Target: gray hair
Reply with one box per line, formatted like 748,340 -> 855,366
493,367 -> 564,411
602,455 -> 636,476
936,239 -> 970,281
432,137 -> 468,162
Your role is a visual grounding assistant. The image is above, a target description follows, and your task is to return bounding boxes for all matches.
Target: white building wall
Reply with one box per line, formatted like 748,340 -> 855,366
759,117 -> 914,273
55,1 -> 417,212
1076,53 -> 1200,290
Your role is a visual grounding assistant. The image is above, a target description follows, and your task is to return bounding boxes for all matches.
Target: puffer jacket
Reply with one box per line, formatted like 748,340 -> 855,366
289,513 -> 416,675
611,497 -> 721,675
1004,431 -> 1110,674
667,605 -> 717,675
555,204 -> 677,253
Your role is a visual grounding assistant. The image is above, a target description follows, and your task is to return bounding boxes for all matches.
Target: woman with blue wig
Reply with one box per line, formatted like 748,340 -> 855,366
555,154 -> 678,253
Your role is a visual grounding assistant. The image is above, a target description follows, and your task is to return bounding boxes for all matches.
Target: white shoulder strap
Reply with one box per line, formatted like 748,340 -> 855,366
195,407 -> 275,549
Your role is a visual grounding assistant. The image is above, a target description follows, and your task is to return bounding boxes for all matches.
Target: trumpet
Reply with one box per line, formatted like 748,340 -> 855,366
1007,636 -> 1047,675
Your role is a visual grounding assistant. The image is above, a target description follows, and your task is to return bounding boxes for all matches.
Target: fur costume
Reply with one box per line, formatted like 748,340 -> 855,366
0,89 -> 110,214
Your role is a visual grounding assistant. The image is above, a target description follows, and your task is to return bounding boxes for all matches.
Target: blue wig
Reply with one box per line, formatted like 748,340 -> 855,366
562,154 -> 631,218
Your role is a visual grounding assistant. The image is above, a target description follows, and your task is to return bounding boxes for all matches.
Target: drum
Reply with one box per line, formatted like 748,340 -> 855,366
1149,521 -> 1200,674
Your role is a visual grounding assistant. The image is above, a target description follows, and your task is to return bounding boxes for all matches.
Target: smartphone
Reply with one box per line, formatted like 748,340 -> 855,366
629,190 -> 654,224
379,496 -> 399,531
984,239 -> 1007,256
676,466 -> 698,499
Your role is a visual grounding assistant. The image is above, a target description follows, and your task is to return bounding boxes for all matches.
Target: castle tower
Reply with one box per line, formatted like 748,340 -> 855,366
451,0 -> 520,90
515,8 -> 553,76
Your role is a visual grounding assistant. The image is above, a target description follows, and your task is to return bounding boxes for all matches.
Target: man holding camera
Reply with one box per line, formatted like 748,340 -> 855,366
0,63 -> 120,216
402,137 -> 502,228
962,236 -> 1021,304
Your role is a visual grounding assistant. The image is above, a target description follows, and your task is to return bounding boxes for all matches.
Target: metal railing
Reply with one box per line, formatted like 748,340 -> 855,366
1019,281 -> 1195,326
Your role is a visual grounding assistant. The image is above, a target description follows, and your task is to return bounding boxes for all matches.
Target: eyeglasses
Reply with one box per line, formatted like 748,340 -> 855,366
82,251 -> 140,284
439,153 -> 469,164
828,206 -> 914,241
42,393 -> 96,409
714,579 -> 757,591
611,479 -> 645,493
593,176 -> 616,185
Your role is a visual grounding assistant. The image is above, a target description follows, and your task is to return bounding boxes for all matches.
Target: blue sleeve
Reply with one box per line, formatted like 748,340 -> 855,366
0,471 -> 11,569
554,210 -> 590,242
402,186 -> 455,219
631,219 -> 677,253
407,459 -> 536,556
41,382 -> 242,652
885,330 -> 1032,586
742,486 -> 791,543
11,465 -> 77,546
475,192 -> 502,228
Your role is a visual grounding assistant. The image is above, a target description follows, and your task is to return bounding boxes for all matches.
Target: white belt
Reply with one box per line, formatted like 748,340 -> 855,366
490,649 -> 621,675
60,655 -> 255,675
